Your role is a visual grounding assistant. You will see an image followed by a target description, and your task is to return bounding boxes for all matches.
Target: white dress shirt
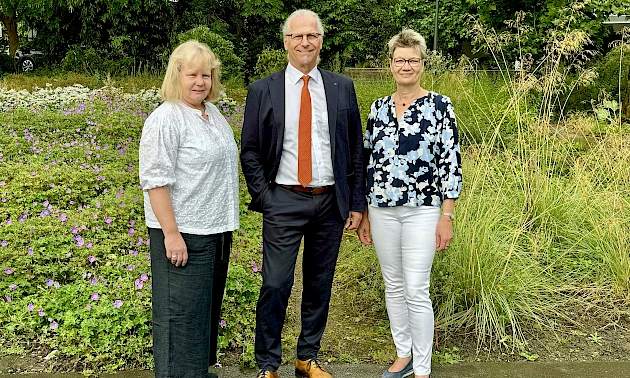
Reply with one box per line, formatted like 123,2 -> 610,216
139,101 -> 239,235
275,63 -> 335,187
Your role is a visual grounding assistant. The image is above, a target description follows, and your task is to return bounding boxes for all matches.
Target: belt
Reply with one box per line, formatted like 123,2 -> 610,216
277,184 -> 332,195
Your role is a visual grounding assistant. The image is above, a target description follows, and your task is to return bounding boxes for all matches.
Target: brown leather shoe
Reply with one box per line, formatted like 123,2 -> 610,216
295,358 -> 332,378
256,369 -> 279,378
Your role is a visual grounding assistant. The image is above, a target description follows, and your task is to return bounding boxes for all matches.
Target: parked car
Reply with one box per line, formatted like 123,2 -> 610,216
14,47 -> 43,72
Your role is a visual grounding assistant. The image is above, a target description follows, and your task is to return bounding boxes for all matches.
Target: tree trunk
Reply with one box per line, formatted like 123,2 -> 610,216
1,15 -> 19,57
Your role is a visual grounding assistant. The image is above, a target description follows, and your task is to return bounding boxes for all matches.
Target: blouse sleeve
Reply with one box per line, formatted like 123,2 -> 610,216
139,107 -> 180,191
363,101 -> 378,166
437,96 -> 462,200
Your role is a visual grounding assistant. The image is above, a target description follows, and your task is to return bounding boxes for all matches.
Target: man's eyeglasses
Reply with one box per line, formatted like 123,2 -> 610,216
392,58 -> 422,67
286,33 -> 321,43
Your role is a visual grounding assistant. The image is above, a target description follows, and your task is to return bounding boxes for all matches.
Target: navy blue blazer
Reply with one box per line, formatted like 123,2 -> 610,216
240,68 -> 366,218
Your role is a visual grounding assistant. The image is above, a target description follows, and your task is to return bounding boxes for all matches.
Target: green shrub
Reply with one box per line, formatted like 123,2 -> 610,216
177,26 -> 245,84
60,46 -> 102,74
567,45 -> 630,112
252,48 -> 286,81
0,53 -> 15,75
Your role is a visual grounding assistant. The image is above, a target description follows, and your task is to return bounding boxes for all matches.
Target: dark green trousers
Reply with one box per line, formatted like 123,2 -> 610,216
149,228 -> 232,378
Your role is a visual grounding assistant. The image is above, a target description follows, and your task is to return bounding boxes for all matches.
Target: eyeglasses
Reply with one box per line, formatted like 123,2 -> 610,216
392,58 -> 422,67
286,33 -> 321,43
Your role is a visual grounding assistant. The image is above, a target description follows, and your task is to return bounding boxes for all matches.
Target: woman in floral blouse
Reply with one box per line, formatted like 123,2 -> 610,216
357,29 -> 462,378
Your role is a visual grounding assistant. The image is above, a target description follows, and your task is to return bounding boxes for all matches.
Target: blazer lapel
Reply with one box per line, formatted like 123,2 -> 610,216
268,70 -> 285,158
321,69 -> 338,158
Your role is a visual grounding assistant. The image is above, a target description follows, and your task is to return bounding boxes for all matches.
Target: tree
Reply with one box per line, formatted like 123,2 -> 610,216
0,0 -> 54,56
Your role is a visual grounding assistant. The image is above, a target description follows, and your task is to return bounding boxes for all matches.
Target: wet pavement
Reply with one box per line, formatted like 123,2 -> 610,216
2,361 -> 630,378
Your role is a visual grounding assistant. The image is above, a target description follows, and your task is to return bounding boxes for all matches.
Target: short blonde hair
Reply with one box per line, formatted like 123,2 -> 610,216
161,40 -> 223,103
387,29 -> 427,60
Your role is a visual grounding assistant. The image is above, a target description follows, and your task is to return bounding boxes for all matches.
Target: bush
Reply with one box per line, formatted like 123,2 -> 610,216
568,45 -> 630,113
60,46 -> 137,76
252,48 -> 286,81
177,26 -> 245,84
0,53 -> 15,75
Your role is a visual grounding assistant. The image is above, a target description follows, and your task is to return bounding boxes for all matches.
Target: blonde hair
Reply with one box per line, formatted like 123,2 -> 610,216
161,40 -> 223,103
387,29 -> 427,60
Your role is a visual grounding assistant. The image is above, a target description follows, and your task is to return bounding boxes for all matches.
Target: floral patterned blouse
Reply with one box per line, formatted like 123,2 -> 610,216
363,92 -> 462,208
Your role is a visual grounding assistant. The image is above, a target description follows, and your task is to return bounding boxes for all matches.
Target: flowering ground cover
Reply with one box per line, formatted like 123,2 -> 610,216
0,85 -> 264,372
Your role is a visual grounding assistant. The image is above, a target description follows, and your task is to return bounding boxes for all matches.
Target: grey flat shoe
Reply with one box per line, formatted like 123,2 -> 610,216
381,358 -> 413,378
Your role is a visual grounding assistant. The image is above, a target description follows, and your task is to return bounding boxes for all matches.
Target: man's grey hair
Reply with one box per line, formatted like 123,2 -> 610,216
388,28 -> 428,59
282,9 -> 325,37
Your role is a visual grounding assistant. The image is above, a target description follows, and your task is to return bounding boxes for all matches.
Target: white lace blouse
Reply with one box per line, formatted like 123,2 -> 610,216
139,101 -> 239,235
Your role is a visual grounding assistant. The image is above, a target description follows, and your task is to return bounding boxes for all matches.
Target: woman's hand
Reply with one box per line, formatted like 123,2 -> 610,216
435,216 -> 453,251
147,186 -> 188,267
165,232 -> 188,267
356,211 -> 372,245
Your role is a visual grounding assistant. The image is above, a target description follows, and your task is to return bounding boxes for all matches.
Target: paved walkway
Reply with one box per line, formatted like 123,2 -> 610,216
3,362 -> 630,378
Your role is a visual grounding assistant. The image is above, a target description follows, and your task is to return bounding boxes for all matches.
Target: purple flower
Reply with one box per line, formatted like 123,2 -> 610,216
43,200 -> 49,207
5,268 -> 13,274
0,181 -> 4,186
86,242 -> 93,249
137,237 -> 143,246
140,273 -> 149,282
60,213 -> 67,222
90,277 -> 98,285
46,279 -> 54,287
91,293 -> 99,300
96,201 -> 101,208
88,256 -> 95,263
6,219 -> 12,225
87,303 -> 91,311
9,284 -> 16,291
128,228 -> 134,236
1,240 -> 7,247
113,300 -> 123,308
135,279 -> 143,289
38,309 -> 45,316
105,217 -> 112,226
76,236 -> 84,247
27,247 -> 34,255
27,303 -> 34,311
129,220 -> 135,226
126,265 -> 134,271
51,321 -> 59,330
233,252 -> 239,259
220,320 -> 226,328
72,226 -> 78,234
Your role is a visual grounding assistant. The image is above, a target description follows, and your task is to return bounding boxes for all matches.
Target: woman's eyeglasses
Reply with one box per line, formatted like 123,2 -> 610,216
392,58 -> 422,67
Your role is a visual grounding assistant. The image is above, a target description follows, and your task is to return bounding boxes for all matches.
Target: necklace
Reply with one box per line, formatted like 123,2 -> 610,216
397,89 -> 423,107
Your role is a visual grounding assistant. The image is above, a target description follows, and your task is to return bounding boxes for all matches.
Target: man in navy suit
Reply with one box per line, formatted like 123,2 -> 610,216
241,9 -> 365,378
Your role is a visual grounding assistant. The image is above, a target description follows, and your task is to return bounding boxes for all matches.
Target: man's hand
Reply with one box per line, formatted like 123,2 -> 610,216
344,211 -> 363,230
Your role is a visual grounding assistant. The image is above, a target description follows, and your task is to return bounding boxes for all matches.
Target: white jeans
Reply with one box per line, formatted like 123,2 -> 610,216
369,205 -> 440,377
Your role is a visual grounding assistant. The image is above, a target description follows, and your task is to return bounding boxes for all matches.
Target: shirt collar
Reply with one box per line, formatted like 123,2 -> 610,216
286,62 -> 321,85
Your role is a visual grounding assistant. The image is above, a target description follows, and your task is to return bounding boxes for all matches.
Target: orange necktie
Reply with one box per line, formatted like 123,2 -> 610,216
298,75 -> 312,187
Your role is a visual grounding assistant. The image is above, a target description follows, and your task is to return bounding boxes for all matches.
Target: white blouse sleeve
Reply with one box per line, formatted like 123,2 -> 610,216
139,106 -> 180,191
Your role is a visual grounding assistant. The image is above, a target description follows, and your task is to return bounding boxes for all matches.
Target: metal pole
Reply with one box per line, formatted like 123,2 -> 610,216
433,0 -> 439,51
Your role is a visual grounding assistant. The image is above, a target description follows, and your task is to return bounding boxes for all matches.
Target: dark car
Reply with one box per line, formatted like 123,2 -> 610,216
14,47 -> 43,72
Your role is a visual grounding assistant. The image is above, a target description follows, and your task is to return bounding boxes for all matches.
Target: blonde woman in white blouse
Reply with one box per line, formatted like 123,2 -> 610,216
139,40 -> 239,378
